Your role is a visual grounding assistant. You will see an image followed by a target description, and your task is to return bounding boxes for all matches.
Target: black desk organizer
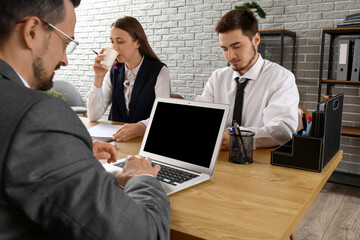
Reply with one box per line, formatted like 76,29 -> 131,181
271,94 -> 344,172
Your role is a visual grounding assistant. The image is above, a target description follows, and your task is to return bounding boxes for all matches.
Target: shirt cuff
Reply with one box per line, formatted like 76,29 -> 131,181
140,118 -> 149,127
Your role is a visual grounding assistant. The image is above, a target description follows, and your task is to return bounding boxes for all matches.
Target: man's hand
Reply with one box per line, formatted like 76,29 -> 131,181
93,140 -> 118,163
220,129 -> 230,151
113,122 -> 146,142
116,155 -> 161,187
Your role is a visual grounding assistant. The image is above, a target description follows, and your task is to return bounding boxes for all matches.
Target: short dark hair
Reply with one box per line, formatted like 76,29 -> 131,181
0,0 -> 81,45
215,9 -> 258,40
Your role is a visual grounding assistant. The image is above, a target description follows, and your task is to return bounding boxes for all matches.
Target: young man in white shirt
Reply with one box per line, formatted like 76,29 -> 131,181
196,9 -> 299,150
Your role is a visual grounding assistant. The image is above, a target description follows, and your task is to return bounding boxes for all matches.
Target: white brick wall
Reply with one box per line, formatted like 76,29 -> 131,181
54,0 -> 360,174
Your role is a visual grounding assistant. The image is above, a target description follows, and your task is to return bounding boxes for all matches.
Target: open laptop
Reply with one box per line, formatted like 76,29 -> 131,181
103,97 -> 229,195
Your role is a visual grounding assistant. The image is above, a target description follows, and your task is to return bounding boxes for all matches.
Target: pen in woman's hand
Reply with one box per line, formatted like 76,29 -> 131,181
92,49 -> 118,69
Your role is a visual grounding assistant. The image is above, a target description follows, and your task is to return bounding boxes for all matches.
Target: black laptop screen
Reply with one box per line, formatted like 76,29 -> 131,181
143,101 -> 224,168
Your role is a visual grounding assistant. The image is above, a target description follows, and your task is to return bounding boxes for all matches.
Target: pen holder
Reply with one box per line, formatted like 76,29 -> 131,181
229,130 -> 254,164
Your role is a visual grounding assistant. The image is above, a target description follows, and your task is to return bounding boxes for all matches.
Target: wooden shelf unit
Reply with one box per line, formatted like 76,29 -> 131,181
258,29 -> 296,73
342,126 -> 360,137
318,27 -> 360,138
322,79 -> 360,84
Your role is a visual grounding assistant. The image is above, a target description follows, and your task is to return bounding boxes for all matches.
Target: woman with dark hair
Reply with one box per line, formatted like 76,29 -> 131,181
88,16 -> 170,141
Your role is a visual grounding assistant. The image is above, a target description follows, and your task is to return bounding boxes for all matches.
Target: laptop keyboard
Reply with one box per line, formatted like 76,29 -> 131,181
114,161 -> 199,186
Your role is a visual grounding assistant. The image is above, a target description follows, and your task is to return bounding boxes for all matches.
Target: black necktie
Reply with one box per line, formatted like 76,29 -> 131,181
233,78 -> 249,125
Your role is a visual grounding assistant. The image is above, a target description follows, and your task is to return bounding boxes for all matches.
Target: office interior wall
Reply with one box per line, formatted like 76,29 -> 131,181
54,0 -> 360,174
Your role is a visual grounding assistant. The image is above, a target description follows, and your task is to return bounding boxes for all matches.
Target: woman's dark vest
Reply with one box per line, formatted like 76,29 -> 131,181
109,57 -> 165,123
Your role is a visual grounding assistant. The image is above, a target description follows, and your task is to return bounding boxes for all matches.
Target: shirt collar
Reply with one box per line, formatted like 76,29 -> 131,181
16,72 -> 31,88
233,54 -> 264,81
124,56 -> 144,77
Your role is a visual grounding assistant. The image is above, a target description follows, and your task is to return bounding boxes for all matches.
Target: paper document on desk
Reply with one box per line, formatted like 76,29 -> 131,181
87,123 -> 123,142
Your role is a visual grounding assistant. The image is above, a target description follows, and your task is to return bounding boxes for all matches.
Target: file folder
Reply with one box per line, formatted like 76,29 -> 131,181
321,94 -> 344,165
337,40 -> 351,80
350,39 -> 360,81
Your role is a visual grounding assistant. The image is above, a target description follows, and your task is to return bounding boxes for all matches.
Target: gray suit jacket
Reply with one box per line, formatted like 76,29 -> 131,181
0,59 -> 170,240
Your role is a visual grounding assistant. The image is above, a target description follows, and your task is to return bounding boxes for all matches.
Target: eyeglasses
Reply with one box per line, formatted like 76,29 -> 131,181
38,18 -> 79,54
16,17 -> 79,54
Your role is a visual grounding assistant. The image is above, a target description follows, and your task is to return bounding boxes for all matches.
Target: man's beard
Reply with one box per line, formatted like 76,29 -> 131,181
231,44 -> 257,74
32,57 -> 55,91
32,34 -> 60,91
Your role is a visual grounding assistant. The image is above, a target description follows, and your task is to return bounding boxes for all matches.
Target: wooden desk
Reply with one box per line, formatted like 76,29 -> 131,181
82,118 -> 343,240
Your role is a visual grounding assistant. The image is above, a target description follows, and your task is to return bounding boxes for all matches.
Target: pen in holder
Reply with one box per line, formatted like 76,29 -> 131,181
228,130 -> 255,164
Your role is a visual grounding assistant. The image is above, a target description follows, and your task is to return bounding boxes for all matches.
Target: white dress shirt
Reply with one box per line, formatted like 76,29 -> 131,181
195,54 -> 299,149
16,72 -> 30,88
87,57 -> 171,126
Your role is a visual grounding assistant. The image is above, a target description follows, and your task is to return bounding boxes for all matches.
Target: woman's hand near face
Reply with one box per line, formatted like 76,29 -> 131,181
92,48 -> 109,88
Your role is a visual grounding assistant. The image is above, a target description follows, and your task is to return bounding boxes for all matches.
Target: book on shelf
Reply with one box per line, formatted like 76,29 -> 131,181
337,12 -> 360,28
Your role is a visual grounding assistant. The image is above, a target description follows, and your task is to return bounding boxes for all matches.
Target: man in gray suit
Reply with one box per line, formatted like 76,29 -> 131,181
0,0 -> 171,239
